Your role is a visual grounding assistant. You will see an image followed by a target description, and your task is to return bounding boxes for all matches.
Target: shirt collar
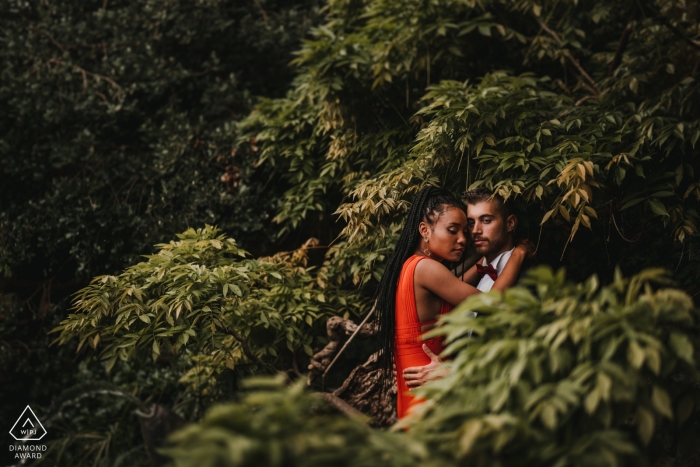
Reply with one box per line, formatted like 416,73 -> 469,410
483,247 -> 515,274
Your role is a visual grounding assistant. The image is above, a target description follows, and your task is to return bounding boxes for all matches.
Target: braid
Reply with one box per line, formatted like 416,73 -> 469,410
374,186 -> 464,396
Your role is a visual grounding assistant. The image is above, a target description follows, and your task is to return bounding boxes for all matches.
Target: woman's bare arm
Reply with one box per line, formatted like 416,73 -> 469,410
490,244 -> 528,292
418,243 -> 531,304
414,259 -> 481,306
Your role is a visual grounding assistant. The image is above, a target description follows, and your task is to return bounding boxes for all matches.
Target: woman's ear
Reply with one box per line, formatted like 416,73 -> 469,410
418,221 -> 430,239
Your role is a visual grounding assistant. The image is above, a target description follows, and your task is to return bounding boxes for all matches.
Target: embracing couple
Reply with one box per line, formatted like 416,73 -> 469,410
375,186 -> 533,420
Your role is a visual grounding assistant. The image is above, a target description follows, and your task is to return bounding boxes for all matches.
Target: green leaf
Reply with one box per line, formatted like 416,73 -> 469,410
669,333 -> 694,364
540,404 -> 557,430
636,407 -> 654,444
629,77 -> 639,93
627,341 -> 645,369
584,387 -> 600,414
459,420 -> 483,455
303,343 -> 313,356
652,386 -> 673,419
647,199 -> 669,216
677,396 -> 694,424
620,197 -> 644,210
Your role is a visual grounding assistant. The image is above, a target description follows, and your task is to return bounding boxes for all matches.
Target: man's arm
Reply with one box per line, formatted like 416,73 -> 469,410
402,344 -> 446,388
452,251 -> 482,285
460,263 -> 480,286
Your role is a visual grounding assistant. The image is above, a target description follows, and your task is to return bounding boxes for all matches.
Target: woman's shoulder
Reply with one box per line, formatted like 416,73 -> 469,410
413,256 -> 451,278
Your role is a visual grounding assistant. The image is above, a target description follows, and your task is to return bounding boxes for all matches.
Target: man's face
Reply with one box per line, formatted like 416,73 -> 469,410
466,200 -> 516,262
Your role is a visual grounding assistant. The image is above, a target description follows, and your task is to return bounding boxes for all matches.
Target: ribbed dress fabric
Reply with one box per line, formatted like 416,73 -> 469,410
394,255 -> 452,419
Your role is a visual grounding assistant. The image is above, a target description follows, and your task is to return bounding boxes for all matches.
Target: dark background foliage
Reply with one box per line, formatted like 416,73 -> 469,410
0,1 -> 321,463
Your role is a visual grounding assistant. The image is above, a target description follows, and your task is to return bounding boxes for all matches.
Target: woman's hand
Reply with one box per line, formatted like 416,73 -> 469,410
402,344 -> 445,388
514,238 -> 536,259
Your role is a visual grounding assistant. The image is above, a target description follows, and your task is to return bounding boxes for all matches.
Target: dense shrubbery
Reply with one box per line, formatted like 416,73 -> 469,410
164,267 -> 700,467
0,1 -> 321,465
3,0 -> 700,465
240,0 -> 700,289
52,226 -> 365,384
412,266 -> 700,465
163,377 -> 426,467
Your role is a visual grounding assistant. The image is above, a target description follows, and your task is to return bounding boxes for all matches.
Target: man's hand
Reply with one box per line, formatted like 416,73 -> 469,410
402,344 -> 444,389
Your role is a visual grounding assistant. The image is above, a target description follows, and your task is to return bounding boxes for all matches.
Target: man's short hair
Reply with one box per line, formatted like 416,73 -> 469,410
462,186 -> 512,219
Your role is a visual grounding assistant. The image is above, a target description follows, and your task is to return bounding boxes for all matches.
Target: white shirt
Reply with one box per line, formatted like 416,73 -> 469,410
476,247 -> 515,292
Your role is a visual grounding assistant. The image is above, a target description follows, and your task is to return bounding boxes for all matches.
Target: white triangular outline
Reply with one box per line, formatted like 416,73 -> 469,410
9,406 -> 47,441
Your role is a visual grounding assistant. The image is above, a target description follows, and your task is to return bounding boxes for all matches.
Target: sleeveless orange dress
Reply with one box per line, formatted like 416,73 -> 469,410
394,255 -> 453,419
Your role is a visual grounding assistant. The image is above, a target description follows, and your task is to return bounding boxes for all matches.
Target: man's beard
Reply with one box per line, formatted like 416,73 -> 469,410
474,237 -> 505,258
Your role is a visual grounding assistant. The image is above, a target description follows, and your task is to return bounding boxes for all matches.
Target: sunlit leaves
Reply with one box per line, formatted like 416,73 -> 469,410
244,0 -> 700,268
409,266 -> 700,465
51,226 -> 358,379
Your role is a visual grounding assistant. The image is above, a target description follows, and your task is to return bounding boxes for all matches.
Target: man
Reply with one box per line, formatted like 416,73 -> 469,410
402,187 -> 528,389
462,186 -> 519,291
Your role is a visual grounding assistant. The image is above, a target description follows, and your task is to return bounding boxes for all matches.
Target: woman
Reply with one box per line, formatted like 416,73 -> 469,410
374,186 -> 529,419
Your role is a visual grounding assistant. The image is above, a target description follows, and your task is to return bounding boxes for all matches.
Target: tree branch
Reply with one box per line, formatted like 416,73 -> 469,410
535,16 -> 600,95
224,326 -> 259,362
607,24 -> 632,77
224,326 -> 278,373
321,301 -> 377,391
575,95 -> 596,106
254,0 -> 270,27
535,16 -> 563,44
642,2 -> 700,51
562,50 -> 600,94
317,392 -> 369,421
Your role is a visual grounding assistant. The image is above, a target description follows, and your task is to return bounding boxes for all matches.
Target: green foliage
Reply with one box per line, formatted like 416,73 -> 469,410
0,0 -> 321,278
242,0 -> 700,284
163,376 -> 427,467
51,226 -> 363,378
409,266 -> 700,466
10,0 -> 700,464
38,387 -> 149,467
0,0 -> 323,449
164,268 -> 700,467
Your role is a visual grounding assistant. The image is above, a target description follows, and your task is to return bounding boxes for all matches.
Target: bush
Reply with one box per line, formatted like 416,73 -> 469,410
164,267 -> 700,467
51,226 -> 364,384
163,376 -> 427,467
411,266 -> 700,466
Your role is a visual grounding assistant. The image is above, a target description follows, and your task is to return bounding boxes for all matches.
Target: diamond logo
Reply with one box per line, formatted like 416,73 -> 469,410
9,406 -> 47,441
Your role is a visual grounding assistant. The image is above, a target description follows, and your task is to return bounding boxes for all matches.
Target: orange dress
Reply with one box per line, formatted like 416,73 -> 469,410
394,255 -> 452,419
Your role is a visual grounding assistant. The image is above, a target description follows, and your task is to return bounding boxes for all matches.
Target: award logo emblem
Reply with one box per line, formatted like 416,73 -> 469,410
9,406 -> 47,441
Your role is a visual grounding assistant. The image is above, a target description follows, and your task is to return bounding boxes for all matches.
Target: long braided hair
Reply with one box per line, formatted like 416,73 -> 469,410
374,186 -> 464,393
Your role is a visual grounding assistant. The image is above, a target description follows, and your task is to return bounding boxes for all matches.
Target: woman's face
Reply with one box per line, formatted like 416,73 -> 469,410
419,205 -> 468,262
